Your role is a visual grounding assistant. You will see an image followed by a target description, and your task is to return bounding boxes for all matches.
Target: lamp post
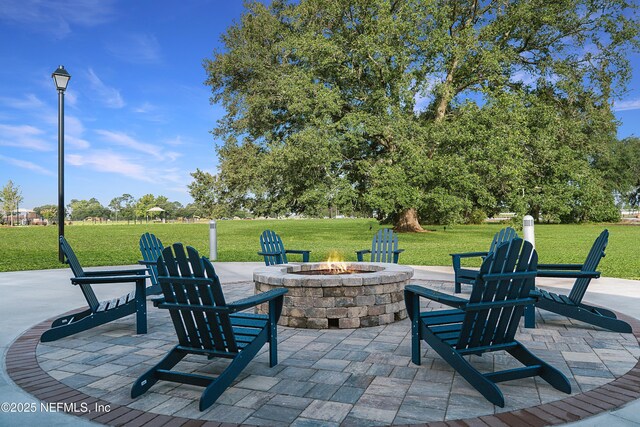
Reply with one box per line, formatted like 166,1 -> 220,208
52,65 -> 70,263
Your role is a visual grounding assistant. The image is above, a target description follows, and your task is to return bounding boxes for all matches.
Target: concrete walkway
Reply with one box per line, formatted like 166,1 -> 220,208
0,263 -> 638,426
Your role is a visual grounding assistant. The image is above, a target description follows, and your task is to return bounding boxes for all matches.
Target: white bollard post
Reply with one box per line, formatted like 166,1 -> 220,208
523,215 -> 535,248
209,220 -> 217,260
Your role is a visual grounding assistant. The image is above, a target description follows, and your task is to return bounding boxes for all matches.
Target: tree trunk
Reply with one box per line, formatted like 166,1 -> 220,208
394,208 -> 425,233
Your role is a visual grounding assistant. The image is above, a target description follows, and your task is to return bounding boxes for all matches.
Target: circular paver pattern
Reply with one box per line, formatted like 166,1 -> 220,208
6,279 -> 640,426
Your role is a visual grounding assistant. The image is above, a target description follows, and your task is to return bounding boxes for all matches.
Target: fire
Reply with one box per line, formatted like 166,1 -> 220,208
325,251 -> 348,274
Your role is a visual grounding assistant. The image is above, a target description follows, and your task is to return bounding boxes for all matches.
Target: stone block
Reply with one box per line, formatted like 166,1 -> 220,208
335,297 -> 356,307
326,307 -> 349,318
285,288 -> 303,297
341,276 -> 364,286
289,317 -> 308,328
391,290 -> 404,303
304,308 -> 327,318
307,318 -> 329,329
314,297 -> 336,308
394,310 -> 407,321
375,294 -> 391,305
303,287 -> 323,297
339,317 -> 361,328
288,308 -> 305,318
323,288 -> 345,297
362,275 -> 382,285
355,295 -> 375,306
316,277 -> 342,287
379,313 -> 394,324
385,302 -> 402,314
343,287 -> 363,297
278,316 -> 290,326
367,305 -> 386,316
367,285 -> 386,295
360,316 -> 380,327
346,306 -> 368,318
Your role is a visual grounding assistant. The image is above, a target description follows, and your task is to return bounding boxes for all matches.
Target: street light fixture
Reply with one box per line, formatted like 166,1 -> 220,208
52,65 -> 70,263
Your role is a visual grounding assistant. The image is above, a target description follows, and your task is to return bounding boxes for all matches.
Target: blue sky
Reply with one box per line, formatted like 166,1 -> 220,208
1,0 -> 639,210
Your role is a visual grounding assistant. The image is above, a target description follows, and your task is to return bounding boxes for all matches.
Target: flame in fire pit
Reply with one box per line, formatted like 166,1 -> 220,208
325,251 -> 348,274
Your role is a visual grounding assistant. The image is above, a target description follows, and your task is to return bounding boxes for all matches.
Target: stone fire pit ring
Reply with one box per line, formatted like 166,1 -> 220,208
253,262 -> 414,329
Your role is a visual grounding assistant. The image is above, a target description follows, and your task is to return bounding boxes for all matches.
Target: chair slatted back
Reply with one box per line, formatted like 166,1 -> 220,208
157,243 -> 237,354
488,227 -> 518,253
59,236 -> 100,312
456,238 -> 537,352
567,229 -> 608,304
371,229 -> 399,263
139,232 -> 164,286
260,230 -> 287,265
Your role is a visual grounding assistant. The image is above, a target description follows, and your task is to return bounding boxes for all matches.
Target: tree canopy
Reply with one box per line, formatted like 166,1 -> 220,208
199,0 -> 638,228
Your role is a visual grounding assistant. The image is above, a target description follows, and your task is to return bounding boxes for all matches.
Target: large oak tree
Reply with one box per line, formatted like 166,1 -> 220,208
199,0 -> 638,229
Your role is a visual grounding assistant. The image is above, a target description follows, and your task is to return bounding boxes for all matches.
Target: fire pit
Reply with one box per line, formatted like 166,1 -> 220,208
253,262 -> 414,329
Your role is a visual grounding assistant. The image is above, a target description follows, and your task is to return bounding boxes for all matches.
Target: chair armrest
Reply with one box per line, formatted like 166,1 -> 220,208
285,249 -> 310,255
83,268 -> 148,277
138,260 -> 158,267
229,288 -> 288,311
71,274 -> 149,285
537,270 -> 600,279
356,250 -> 371,262
450,251 -> 489,259
538,263 -> 584,270
404,284 -> 469,308
393,249 -> 405,254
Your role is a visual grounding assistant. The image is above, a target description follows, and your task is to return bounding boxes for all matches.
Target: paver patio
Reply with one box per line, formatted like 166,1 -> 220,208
9,278 -> 639,426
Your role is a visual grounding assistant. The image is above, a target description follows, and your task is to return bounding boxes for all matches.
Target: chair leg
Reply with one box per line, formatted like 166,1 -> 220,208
508,342 -> 571,394
131,346 -> 187,398
524,304 -> 536,328
200,328 -> 269,411
425,330 -> 505,407
538,300 -> 632,333
51,308 -> 92,328
268,300 -> 279,367
404,290 -> 422,365
452,256 -> 461,293
135,279 -> 147,334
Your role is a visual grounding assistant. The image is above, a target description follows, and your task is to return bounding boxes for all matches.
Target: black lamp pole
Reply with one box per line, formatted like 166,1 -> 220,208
52,65 -> 70,263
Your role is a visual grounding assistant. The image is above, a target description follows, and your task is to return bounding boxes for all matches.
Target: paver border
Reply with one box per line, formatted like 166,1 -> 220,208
6,306 -> 640,427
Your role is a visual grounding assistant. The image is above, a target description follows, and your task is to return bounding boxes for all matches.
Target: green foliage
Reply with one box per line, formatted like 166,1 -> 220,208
67,198 -> 110,221
0,180 -> 23,225
0,220 -> 638,279
33,204 -> 58,223
202,0 -> 638,226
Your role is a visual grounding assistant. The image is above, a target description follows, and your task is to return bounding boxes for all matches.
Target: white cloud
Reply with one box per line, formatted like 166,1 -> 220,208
0,124 -> 52,151
86,68 -> 125,108
613,99 -> 640,112
0,94 -> 45,110
106,33 -> 162,64
67,151 -> 155,182
0,0 -> 116,37
133,102 -> 157,114
95,129 -> 163,159
0,154 -> 53,175
165,136 -> 185,146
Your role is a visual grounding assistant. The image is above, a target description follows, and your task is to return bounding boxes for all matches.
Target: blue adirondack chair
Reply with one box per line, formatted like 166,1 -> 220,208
451,227 -> 518,293
524,230 -> 630,332
131,243 -> 287,410
405,238 -> 571,407
40,236 -> 150,342
259,229 -> 310,266
356,229 -> 404,263
138,232 -> 164,295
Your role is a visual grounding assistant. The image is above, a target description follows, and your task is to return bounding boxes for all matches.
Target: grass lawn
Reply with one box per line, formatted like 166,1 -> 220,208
0,219 -> 637,279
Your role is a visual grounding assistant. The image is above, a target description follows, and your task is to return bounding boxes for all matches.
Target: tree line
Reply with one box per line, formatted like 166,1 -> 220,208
190,0 -> 640,230
31,194 -> 200,224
